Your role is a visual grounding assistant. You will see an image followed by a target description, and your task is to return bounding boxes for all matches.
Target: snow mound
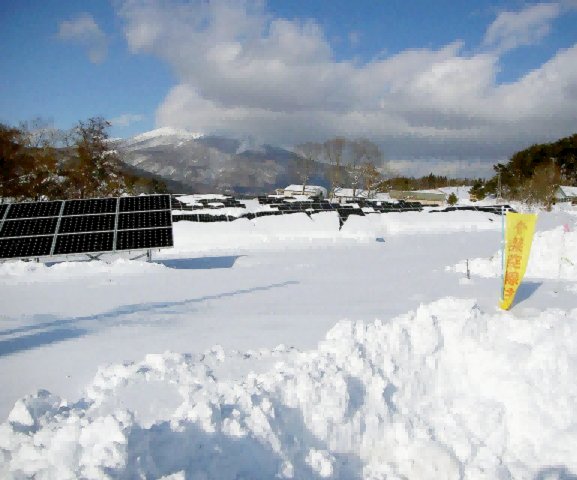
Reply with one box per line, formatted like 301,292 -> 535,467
381,210 -> 501,235
2,298 -> 577,479
448,225 -> 577,280
0,258 -> 165,283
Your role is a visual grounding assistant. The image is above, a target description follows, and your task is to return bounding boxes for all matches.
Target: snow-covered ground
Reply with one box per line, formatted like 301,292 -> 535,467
1,205 -> 577,479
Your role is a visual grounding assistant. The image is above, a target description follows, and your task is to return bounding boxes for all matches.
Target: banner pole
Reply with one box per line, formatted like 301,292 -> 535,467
501,205 -> 505,301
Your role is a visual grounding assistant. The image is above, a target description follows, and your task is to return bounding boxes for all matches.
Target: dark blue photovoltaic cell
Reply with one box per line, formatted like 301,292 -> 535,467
53,231 -> 114,255
0,196 -> 175,259
62,198 -> 118,216
0,217 -> 58,238
117,211 -> 172,230
116,228 -> 173,250
0,236 -> 54,258
119,195 -> 171,212
6,201 -> 63,219
58,214 -> 116,234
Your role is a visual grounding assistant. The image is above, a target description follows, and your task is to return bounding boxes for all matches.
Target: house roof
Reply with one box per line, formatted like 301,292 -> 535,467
389,190 -> 447,201
557,186 -> 577,197
333,188 -> 370,198
284,185 -> 327,196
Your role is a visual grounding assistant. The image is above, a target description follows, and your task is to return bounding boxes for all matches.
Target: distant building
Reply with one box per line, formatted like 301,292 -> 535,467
283,185 -> 327,199
554,186 -> 577,202
331,188 -> 373,203
389,190 -> 447,206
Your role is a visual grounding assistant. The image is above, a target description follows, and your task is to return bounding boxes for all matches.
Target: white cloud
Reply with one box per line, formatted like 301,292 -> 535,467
115,0 -> 577,176
482,3 -> 561,54
58,13 -> 109,64
111,114 -> 146,127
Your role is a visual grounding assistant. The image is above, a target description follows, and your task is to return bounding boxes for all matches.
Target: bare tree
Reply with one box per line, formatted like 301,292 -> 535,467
348,139 -> 382,199
348,140 -> 366,199
362,162 -> 381,199
17,118 -> 62,200
293,142 -> 322,194
324,137 -> 347,200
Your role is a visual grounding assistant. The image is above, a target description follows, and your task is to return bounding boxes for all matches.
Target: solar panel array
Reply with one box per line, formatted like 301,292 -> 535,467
0,195 -> 173,260
429,205 -> 516,215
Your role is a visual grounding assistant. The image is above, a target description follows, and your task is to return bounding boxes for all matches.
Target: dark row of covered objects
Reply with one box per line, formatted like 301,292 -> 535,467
0,195 -> 171,220
171,196 -> 244,211
429,205 -> 516,215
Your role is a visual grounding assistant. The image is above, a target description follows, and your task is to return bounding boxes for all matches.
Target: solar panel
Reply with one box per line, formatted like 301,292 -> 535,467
117,211 -> 172,230
6,201 -> 63,219
119,194 -> 171,212
116,228 -> 173,251
0,236 -> 54,258
58,214 -> 116,234
53,231 -> 115,255
0,195 -> 174,261
62,198 -> 118,216
0,217 -> 59,238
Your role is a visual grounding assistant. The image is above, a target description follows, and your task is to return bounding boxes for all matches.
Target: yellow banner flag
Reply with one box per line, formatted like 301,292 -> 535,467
499,212 -> 537,310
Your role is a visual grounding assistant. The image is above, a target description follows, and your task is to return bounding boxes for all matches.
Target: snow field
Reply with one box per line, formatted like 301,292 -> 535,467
168,211 -> 501,253
449,225 -> 577,281
2,298 -> 577,479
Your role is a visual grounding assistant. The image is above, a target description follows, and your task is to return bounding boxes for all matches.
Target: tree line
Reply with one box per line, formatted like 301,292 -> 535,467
470,133 -> 577,205
293,138 -> 477,200
0,117 -> 169,203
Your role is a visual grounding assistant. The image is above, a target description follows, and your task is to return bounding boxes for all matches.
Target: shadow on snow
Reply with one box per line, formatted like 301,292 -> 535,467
0,281 -> 300,357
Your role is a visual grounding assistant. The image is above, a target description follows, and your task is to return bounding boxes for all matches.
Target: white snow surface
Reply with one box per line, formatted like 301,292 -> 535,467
449,225 -> 577,280
1,208 -> 577,479
130,127 -> 204,143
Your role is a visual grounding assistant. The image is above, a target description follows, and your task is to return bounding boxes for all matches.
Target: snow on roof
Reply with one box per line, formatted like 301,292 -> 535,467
390,190 -> 447,200
558,186 -> 577,197
333,188 -> 369,198
284,185 -> 327,196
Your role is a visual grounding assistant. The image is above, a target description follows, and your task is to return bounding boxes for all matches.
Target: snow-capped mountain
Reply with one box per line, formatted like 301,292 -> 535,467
113,127 -> 205,152
109,128 -> 335,195
235,135 -> 266,155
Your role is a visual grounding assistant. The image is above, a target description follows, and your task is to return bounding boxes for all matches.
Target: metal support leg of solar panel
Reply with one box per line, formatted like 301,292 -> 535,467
0,195 -> 174,264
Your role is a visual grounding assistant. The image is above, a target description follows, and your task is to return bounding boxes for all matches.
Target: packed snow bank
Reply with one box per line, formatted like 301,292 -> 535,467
381,211 -> 500,236
2,298 -> 577,480
167,210 -> 502,253
448,225 -> 577,280
0,258 -> 165,283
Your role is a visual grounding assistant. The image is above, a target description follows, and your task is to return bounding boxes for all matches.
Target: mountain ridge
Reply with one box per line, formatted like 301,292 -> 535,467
108,129 -> 334,196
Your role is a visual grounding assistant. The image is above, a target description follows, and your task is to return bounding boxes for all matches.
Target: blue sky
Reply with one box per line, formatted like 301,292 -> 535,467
2,0 -> 577,177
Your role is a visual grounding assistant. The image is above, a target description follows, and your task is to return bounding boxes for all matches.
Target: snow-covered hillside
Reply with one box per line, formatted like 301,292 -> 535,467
1,207 -> 577,480
115,127 -> 205,151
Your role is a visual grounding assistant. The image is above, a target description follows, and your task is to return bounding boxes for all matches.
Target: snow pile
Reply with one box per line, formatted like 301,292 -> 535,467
170,213 -> 344,252
448,225 -> 577,280
381,211 -> 501,236
168,210 -> 505,253
0,258 -> 165,283
2,298 -> 577,479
